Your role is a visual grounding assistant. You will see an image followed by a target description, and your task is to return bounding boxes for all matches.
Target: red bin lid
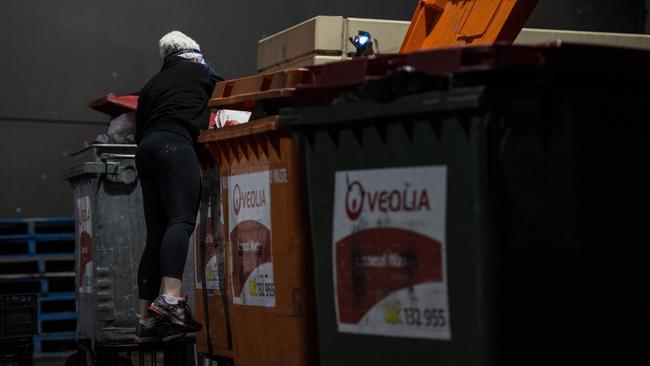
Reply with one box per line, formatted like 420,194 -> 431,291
87,93 -> 139,118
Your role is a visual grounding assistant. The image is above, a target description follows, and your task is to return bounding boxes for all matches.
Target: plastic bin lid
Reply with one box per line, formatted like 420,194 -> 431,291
87,93 -> 139,118
198,116 -> 280,144
400,0 -> 539,53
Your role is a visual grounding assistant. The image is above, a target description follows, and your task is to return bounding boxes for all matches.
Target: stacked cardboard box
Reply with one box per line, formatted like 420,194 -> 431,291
257,16 -> 410,72
258,16 -> 650,73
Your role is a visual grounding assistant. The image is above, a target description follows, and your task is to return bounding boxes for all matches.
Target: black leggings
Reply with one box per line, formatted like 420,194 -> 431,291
135,130 -> 200,300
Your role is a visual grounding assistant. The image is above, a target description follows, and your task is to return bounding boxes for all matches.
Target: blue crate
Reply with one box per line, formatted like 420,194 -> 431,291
0,290 -> 78,358
0,216 -> 75,258
0,255 -> 75,279
0,217 -> 76,288
0,217 -> 74,236
0,294 -> 38,338
34,293 -> 79,357
0,277 -> 75,295
1,217 -> 79,358
0,336 -> 33,365
34,332 -> 77,356
39,292 -> 75,315
40,313 -> 77,334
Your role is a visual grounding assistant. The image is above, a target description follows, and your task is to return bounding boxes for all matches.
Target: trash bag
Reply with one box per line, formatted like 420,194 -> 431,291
95,112 -> 136,144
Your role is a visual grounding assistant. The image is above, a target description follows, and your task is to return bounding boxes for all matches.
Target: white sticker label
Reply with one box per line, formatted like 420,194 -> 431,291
76,196 -> 93,294
229,171 -> 275,307
215,109 -> 252,128
332,166 -> 451,340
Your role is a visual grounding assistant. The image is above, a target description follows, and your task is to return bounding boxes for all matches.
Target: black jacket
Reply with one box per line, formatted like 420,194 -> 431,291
135,56 -> 223,145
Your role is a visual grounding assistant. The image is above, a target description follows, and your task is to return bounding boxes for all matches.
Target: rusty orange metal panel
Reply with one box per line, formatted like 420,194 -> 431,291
194,138 -> 240,360
193,179 -> 235,359
400,0 -> 539,53
208,69 -> 313,109
194,290 -> 236,358
197,117 -> 318,366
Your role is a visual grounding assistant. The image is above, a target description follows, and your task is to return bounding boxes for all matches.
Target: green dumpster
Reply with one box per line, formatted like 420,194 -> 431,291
280,44 -> 650,365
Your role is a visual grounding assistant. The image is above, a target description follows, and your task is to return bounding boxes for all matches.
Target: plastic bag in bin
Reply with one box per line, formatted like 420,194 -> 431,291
210,109 -> 251,129
94,112 -> 136,144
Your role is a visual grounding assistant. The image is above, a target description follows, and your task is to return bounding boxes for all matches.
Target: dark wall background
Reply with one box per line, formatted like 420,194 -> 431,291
0,0 -> 647,217
527,0 -> 646,33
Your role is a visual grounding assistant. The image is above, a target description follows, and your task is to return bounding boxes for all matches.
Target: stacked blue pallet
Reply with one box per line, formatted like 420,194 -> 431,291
0,217 -> 79,358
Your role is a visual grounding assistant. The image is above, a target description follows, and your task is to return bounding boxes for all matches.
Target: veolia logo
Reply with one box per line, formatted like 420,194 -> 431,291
233,184 -> 242,215
345,180 -> 365,221
232,184 -> 241,215
344,176 -> 431,221
233,183 -> 266,216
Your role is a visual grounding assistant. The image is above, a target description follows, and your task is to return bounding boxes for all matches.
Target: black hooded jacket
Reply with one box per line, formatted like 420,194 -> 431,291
135,56 -> 223,145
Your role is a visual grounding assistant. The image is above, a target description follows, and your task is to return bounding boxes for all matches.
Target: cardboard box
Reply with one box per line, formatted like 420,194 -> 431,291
257,16 -> 410,72
258,16 -> 650,73
515,28 -> 650,50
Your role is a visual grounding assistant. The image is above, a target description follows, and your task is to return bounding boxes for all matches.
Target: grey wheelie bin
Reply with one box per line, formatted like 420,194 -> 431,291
63,144 -> 195,343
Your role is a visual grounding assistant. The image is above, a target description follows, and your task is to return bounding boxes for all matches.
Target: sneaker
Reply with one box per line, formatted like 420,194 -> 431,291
148,294 -> 203,332
134,319 -> 187,343
135,320 -> 160,343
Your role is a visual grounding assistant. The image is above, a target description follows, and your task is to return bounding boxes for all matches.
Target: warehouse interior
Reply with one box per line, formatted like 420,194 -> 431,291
1,0 -> 649,365
1,1 -> 648,218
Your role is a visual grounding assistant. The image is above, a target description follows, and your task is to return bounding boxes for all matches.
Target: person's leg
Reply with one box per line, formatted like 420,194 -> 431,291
146,133 -> 202,331
162,277 -> 182,297
157,138 -> 201,295
136,139 -> 167,312
134,139 -> 172,342
136,147 -> 166,316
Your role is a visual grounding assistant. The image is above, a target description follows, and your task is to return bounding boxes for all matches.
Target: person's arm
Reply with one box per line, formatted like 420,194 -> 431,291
207,64 -> 224,85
